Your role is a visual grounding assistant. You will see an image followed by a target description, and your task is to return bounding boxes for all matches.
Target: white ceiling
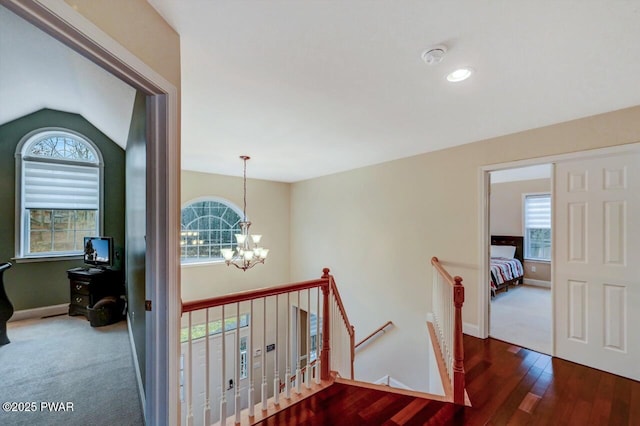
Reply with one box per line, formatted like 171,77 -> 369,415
0,7 -> 135,148
491,164 -> 551,184
149,0 -> 640,183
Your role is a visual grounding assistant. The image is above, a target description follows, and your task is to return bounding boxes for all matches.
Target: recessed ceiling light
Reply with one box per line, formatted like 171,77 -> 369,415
447,67 -> 474,82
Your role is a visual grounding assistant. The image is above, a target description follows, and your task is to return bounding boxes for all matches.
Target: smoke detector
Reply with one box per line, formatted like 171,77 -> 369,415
421,45 -> 447,65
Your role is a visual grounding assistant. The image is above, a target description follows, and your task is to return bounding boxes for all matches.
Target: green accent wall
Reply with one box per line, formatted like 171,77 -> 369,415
125,91 -> 146,388
0,109 -> 125,311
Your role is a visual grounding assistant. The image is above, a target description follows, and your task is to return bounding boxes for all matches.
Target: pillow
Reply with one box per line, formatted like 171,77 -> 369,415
491,245 -> 516,259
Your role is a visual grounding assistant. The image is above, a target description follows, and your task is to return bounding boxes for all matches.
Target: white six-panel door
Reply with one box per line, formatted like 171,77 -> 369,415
554,152 -> 640,380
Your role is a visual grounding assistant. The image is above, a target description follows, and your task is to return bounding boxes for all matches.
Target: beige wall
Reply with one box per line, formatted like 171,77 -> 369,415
490,178 -> 552,282
523,260 -> 551,283
490,178 -> 550,236
181,171 -> 291,301
290,105 -> 640,390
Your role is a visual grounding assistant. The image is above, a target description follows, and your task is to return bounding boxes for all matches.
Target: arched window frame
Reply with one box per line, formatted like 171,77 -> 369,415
180,197 -> 245,265
14,127 -> 104,261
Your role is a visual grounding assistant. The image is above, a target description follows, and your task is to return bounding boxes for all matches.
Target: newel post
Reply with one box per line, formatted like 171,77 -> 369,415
453,276 -> 465,405
320,268 -> 331,380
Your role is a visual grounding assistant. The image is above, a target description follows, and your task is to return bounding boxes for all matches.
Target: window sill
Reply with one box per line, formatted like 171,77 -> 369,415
180,259 -> 226,268
524,258 -> 551,264
12,254 -> 83,264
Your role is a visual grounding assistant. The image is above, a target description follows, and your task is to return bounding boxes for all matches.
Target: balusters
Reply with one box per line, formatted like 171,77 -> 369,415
261,297 -> 267,411
186,312 -> 193,425
273,295 -> 280,406
179,269 -> 358,424
285,292 -> 291,399
220,305 -> 227,423
315,286 -> 321,384
306,289 -> 311,389
235,302 -> 241,424
204,308 -> 211,425
295,291 -> 302,394
248,300 -> 254,418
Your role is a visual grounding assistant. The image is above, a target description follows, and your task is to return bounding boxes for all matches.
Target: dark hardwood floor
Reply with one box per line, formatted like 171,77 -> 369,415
255,335 -> 640,425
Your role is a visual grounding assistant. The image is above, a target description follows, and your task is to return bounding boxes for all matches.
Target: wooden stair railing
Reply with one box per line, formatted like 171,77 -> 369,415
180,268 -> 355,426
355,320 -> 393,350
430,256 -> 465,405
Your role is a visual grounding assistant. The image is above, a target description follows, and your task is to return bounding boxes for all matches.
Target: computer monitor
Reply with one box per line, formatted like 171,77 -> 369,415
83,236 -> 113,268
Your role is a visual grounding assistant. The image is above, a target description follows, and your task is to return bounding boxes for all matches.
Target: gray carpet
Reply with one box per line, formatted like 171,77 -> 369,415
0,315 -> 144,426
490,284 -> 552,355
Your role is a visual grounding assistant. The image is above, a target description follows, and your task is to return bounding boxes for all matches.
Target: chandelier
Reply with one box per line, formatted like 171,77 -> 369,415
220,156 -> 269,271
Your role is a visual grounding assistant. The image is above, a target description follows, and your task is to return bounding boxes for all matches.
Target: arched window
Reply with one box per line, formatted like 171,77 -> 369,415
181,199 -> 243,264
16,129 -> 103,258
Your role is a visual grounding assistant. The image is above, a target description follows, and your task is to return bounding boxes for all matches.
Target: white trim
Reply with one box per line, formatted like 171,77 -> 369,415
9,303 -> 68,322
477,167 -> 490,338
463,322 -> 480,338
479,142 -> 640,354
523,279 -> 551,288
374,375 -> 414,390
1,1 -> 181,424
12,254 -> 82,263
128,314 -> 146,422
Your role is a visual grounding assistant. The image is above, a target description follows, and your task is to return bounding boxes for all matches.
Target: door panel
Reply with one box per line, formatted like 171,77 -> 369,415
554,152 -> 640,380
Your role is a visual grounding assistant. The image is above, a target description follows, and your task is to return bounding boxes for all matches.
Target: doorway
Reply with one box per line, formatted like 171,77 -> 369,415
488,164 -> 552,354
2,0 -> 181,423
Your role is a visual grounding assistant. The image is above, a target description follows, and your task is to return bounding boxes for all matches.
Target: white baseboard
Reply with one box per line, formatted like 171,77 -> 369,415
9,303 -> 68,322
374,375 -> 413,390
523,278 -> 551,288
463,322 -> 481,338
127,314 -> 146,422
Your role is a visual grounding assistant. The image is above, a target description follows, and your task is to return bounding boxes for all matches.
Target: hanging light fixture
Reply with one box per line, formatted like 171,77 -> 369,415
220,155 -> 269,271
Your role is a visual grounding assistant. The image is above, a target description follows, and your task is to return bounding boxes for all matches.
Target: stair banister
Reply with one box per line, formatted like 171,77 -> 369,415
430,256 -> 466,406
180,268 -> 356,425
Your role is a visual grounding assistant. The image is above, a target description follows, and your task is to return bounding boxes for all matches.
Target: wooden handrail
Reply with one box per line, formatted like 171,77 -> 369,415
431,257 -> 463,288
182,277 -> 329,313
328,278 -> 355,339
355,321 -> 393,349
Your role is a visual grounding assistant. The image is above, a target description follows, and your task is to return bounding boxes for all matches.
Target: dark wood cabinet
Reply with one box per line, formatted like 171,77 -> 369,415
67,268 -> 122,318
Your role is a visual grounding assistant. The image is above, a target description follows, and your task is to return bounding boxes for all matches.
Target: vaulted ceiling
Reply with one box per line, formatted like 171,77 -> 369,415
0,6 -> 135,149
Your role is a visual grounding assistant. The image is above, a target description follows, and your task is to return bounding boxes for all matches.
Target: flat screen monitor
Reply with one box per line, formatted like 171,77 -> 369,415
83,236 -> 113,268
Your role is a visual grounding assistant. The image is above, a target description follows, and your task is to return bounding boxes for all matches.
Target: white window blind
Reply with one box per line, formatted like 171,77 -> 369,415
524,195 -> 551,229
524,194 -> 551,260
23,160 -> 100,210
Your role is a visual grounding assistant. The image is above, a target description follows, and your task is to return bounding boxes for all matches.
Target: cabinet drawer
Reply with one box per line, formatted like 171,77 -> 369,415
71,294 -> 90,308
71,281 -> 90,295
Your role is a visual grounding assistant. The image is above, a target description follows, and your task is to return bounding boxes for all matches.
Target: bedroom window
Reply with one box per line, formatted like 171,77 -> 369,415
180,198 -> 243,264
16,129 -> 102,259
524,194 -> 551,261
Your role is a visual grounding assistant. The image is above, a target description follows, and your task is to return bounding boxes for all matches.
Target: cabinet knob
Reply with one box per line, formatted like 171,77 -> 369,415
75,297 -> 83,303
75,284 -> 83,291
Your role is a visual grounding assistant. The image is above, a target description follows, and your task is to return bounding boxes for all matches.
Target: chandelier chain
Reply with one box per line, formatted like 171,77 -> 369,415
243,157 -> 247,221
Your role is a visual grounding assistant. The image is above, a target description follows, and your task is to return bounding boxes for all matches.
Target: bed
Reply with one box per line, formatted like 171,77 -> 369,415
490,235 -> 524,297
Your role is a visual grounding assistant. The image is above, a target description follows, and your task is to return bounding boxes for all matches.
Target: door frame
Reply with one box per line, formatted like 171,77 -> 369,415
478,143 -> 640,348
1,1 -> 181,424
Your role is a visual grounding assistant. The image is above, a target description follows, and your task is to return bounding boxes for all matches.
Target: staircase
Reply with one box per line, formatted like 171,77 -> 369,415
181,264 -> 466,425
252,380 -> 455,425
